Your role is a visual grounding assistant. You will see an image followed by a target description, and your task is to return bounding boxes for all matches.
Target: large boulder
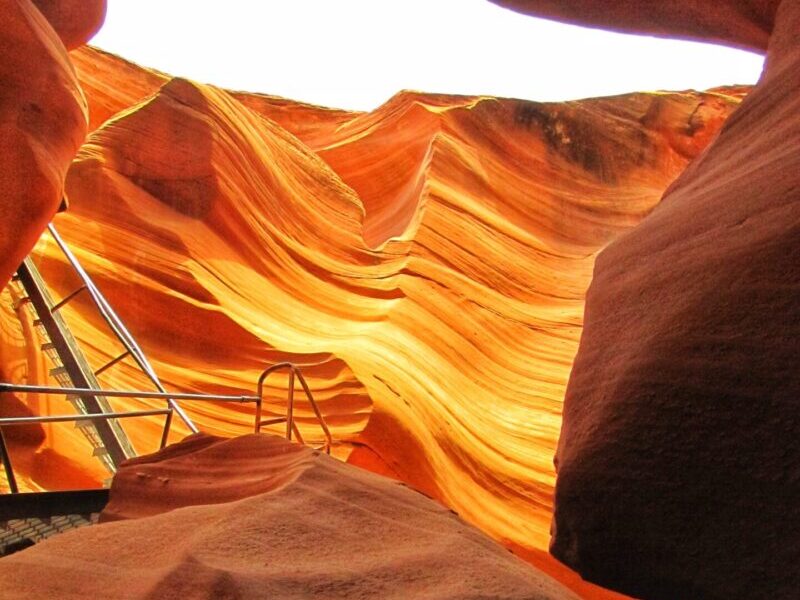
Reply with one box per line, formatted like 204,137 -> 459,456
32,0 -> 106,49
0,0 -> 105,289
490,0 -> 781,51
550,0 -> 800,597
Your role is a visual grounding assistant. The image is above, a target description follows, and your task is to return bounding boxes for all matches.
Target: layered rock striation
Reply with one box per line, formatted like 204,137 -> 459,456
0,45 -> 747,598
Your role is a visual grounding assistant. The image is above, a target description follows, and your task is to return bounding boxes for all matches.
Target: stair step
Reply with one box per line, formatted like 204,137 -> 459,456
91,447 -> 109,458
40,342 -> 56,352
49,367 -> 68,377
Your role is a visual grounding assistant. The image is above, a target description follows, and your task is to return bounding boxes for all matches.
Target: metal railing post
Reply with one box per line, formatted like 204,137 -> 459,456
0,361 -> 333,496
285,369 -> 295,441
295,369 -> 332,453
0,429 -> 19,494
159,409 -> 174,449
46,225 -> 199,435
255,378 -> 264,434
253,363 -> 331,453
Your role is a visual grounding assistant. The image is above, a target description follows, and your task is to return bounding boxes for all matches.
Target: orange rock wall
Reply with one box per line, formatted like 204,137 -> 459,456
2,46 -> 745,598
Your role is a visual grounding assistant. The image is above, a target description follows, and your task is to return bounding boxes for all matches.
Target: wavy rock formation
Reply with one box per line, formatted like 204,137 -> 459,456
491,0 -> 800,598
3,47 -> 745,598
0,0 -> 105,290
0,433 -> 578,600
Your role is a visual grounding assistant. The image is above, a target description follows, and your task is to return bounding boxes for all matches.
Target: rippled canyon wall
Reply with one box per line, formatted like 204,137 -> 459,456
1,40 -> 746,590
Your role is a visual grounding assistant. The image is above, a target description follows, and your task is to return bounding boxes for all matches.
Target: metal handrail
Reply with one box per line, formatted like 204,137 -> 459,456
0,409 -> 172,426
0,384 -> 259,403
0,361 -> 333,494
45,224 -> 198,436
255,362 -> 332,454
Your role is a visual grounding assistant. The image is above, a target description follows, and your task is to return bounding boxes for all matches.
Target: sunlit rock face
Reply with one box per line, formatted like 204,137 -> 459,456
490,0 -> 781,51
0,433 -> 579,600
0,0 -> 104,291
507,0 -> 800,597
3,46 -> 744,597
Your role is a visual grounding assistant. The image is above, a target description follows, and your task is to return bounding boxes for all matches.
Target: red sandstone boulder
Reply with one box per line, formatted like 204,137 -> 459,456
32,0 -> 106,50
490,0 -> 781,51
0,0 -> 104,289
550,1 -> 800,597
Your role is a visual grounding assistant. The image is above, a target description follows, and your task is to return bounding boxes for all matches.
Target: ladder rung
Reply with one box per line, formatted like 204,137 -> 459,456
94,350 -> 132,377
51,285 -> 87,312
259,417 -> 288,426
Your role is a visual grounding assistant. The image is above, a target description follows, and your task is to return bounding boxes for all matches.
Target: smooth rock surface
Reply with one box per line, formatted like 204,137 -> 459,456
32,0 -> 105,50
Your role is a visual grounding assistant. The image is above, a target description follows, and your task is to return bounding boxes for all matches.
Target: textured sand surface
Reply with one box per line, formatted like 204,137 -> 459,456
0,433 -> 579,600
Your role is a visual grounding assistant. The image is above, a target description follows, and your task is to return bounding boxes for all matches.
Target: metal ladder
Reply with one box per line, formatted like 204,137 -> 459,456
0,224 -> 332,496
12,258 -> 133,473
1,225 -> 198,486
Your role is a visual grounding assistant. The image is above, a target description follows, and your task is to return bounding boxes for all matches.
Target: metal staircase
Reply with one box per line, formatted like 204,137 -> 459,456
14,257 -> 134,472
0,223 -> 332,507
2,223 -> 199,480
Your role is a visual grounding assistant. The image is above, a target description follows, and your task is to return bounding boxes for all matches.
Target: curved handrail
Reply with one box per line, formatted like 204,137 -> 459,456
255,363 -> 332,454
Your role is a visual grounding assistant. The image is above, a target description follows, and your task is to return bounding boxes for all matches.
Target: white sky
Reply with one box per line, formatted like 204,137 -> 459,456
92,0 -> 765,111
